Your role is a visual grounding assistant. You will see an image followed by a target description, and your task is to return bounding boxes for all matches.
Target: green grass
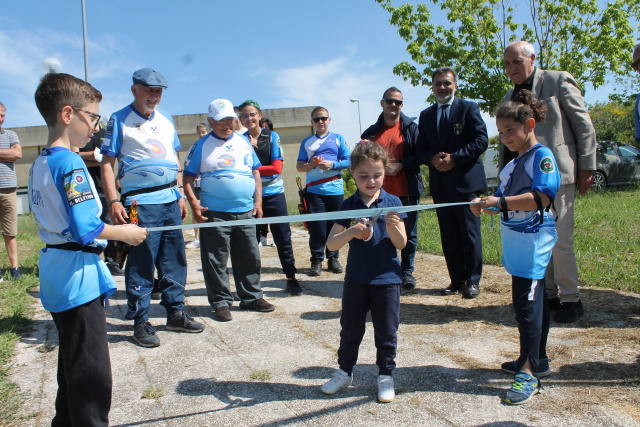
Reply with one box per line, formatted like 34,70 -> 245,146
0,215 -> 41,425
415,185 -> 640,293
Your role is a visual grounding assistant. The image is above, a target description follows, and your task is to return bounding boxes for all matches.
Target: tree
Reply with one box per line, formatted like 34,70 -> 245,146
376,0 -> 640,113
588,96 -> 636,146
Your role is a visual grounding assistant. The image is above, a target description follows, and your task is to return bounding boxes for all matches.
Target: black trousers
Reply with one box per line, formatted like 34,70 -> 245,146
338,282 -> 400,376
304,192 -> 343,262
512,276 -> 551,376
256,192 -> 297,278
51,297 -> 112,427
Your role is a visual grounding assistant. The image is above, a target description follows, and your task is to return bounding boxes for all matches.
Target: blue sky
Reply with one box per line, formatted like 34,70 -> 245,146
0,0 -> 629,143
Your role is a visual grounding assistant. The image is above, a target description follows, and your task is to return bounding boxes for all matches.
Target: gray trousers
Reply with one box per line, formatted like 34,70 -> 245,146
200,210 -> 263,309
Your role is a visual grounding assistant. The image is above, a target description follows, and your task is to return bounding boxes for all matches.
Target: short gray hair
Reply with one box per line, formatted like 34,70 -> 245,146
506,41 -> 535,57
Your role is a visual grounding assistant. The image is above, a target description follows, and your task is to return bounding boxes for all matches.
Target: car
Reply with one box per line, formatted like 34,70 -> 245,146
484,145 -> 500,190
593,141 -> 640,190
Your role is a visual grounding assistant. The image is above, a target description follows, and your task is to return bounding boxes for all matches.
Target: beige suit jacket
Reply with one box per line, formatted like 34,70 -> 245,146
499,68 -> 596,185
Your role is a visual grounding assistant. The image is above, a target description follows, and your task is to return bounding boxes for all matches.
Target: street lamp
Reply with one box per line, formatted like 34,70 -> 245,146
350,98 -> 362,136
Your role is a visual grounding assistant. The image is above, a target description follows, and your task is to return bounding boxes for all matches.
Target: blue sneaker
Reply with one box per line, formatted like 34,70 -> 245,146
504,371 -> 540,405
502,358 -> 551,377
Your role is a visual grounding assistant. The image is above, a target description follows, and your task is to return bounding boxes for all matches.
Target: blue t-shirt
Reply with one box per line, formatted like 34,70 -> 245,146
334,189 -> 407,285
28,147 -> 116,312
244,129 -> 285,197
298,132 -> 350,195
100,104 -> 182,206
495,144 -> 560,279
184,132 -> 261,213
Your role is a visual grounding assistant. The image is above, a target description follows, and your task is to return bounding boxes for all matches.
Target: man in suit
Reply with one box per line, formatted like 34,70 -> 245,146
417,67 -> 488,299
501,41 -> 596,323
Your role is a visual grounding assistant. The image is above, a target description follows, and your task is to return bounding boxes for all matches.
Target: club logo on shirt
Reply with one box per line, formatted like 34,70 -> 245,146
151,126 -> 159,133
540,156 -> 555,173
145,140 -> 167,158
225,144 -> 234,151
63,169 -> 95,207
216,154 -> 236,168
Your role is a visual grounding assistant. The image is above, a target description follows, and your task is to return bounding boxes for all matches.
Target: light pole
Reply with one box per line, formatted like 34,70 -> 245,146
350,98 -> 362,136
81,0 -> 89,81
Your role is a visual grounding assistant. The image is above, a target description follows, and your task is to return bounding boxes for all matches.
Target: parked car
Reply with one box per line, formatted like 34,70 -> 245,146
483,145 -> 500,190
593,141 -> 640,190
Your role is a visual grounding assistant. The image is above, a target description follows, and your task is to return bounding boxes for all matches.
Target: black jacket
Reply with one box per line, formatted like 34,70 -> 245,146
361,111 -> 423,197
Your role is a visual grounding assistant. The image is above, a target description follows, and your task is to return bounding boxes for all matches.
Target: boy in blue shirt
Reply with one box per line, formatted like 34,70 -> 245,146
31,73 -> 147,426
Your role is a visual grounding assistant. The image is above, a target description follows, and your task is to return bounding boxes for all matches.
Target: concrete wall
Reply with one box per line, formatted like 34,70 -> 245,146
9,106 -> 316,212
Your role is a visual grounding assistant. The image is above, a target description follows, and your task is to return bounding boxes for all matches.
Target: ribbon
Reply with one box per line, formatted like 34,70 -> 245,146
145,201 -> 479,233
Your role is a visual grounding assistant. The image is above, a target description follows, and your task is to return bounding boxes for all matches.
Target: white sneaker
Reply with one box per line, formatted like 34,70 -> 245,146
321,369 -> 352,395
259,236 -> 267,246
378,375 -> 395,402
186,240 -> 200,249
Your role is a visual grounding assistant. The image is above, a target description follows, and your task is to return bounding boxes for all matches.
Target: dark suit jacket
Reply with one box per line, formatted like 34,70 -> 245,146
417,97 -> 488,195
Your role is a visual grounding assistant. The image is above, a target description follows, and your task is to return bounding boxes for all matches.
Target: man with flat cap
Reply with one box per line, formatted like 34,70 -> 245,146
100,68 -> 205,347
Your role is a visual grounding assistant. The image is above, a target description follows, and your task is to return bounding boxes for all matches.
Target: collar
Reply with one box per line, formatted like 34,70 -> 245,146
353,188 -> 385,208
129,103 -> 155,121
437,96 -> 455,108
513,67 -> 537,93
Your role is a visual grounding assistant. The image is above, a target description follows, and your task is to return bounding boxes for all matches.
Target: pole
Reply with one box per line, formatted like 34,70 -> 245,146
81,0 -> 89,82
356,101 -> 362,135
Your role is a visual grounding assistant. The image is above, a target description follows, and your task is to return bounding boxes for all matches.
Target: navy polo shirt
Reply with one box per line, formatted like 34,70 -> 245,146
334,189 -> 407,285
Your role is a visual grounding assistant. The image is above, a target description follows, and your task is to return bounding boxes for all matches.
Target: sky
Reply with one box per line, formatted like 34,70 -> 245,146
0,0 -> 632,144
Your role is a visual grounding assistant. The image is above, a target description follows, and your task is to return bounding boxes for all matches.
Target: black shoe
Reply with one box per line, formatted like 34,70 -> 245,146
328,258 -> 343,274
462,282 -> 480,299
553,299 -> 584,323
133,321 -> 160,348
10,267 -> 23,280
308,261 -> 322,277
106,261 -> 124,276
166,311 -> 205,333
286,278 -> 303,296
441,282 -> 462,296
402,273 -> 416,290
240,298 -> 275,312
548,297 -> 562,312
213,306 -> 233,322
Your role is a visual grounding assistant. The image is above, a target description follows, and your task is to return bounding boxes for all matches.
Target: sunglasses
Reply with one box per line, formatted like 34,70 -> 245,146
384,98 -> 403,106
312,116 -> 329,123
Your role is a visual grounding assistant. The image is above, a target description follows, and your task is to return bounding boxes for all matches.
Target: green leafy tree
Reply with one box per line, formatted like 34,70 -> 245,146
588,96 -> 636,146
376,0 -> 640,112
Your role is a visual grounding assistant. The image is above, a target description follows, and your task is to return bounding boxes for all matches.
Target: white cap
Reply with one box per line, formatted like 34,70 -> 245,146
208,99 -> 237,121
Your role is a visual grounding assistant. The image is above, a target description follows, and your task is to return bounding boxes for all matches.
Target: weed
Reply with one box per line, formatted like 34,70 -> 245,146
141,386 -> 165,399
249,369 -> 271,381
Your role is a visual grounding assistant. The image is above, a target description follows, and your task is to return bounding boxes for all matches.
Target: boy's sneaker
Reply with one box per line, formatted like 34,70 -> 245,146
378,375 -> 395,403
286,278 -> 303,296
502,358 -> 551,377
133,321 -> 160,348
185,240 -> 200,249
321,369 -> 352,395
10,268 -> 23,280
554,299 -> 584,323
504,371 -> 540,405
328,258 -> 343,274
308,261 -> 322,277
166,311 -> 205,333
239,298 -> 275,312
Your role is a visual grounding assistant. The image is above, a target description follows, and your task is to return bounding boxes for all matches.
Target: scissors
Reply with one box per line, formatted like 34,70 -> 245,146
363,209 -> 383,242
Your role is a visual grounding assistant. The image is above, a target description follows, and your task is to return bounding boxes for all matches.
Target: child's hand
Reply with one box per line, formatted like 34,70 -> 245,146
384,211 -> 401,226
350,219 -> 371,240
120,224 -> 148,246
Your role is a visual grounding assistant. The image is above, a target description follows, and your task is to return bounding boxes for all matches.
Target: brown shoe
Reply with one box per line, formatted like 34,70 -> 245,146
239,298 -> 275,312
213,306 -> 232,322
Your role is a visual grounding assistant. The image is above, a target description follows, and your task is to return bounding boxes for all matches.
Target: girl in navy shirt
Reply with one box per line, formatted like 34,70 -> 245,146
321,141 -> 407,403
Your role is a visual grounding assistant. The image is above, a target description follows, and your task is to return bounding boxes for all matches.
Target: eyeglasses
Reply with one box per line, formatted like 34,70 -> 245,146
383,98 -> 403,106
240,112 -> 259,120
312,117 -> 329,123
74,108 -> 101,128
633,58 -> 640,70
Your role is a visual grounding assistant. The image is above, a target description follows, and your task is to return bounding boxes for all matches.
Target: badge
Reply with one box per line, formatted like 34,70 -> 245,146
540,156 -> 555,173
453,123 -> 462,135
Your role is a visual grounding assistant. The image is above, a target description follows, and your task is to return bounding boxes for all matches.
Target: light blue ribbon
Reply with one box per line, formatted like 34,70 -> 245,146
146,201 -> 479,232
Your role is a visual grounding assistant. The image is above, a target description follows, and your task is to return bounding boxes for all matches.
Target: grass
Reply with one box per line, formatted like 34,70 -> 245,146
249,369 -> 272,381
141,386 -> 165,399
414,185 -> 640,293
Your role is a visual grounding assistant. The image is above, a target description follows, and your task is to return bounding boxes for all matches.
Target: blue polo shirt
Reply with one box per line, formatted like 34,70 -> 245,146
334,189 -> 407,285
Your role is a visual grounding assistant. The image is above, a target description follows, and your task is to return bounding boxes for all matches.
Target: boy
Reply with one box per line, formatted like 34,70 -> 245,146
31,73 -> 147,426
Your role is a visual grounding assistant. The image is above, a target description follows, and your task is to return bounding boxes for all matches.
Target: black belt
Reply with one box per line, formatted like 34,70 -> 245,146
46,242 -> 104,255
121,180 -> 177,199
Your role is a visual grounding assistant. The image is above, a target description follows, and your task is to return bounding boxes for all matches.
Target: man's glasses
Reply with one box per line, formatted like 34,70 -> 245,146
312,116 -> 329,123
384,98 -> 403,106
240,112 -> 259,120
74,108 -> 101,128
632,58 -> 640,70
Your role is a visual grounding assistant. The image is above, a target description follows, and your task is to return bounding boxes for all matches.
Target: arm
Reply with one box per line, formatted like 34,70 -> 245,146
183,174 -> 208,223
100,155 -> 128,225
385,212 -> 407,250
326,222 -> 371,252
449,102 -> 489,168
399,122 -> 421,171
98,223 -> 147,246
257,159 -> 283,176
0,143 -> 22,162
416,110 -> 437,166
252,169 -> 262,217
476,191 -> 552,216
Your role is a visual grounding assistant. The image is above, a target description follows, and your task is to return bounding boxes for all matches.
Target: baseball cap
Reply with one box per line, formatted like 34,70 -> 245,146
132,68 -> 168,89
208,99 -> 237,121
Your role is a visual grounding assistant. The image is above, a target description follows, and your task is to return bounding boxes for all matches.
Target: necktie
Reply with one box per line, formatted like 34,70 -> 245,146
438,104 -> 449,147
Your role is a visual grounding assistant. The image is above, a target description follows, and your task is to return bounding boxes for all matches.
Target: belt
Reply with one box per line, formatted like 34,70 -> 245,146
46,242 -> 104,255
121,180 -> 177,199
